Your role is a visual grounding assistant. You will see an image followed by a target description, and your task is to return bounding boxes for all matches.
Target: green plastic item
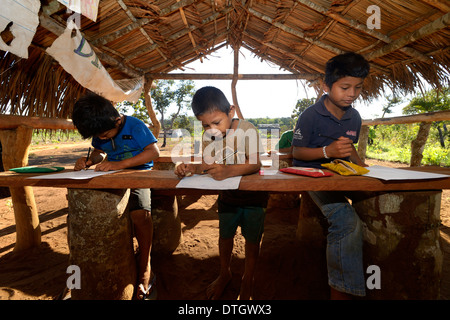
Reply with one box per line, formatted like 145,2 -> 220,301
9,166 -> 65,173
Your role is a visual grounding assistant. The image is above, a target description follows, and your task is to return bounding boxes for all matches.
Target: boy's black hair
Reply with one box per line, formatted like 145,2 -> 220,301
191,86 -> 231,117
324,52 -> 370,89
72,92 -> 120,139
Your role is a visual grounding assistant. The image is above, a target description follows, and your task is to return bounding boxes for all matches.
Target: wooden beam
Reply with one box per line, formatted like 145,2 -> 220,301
364,12 -> 450,62
295,0 -> 433,63
0,114 -> 75,130
123,7 -> 233,63
91,0 -> 197,47
143,33 -> 228,73
248,7 -> 342,56
243,30 -> 325,74
116,0 -> 173,69
247,7 -> 390,75
419,0 -> 450,12
362,110 -> 450,126
146,73 -> 320,80
176,0 -> 197,50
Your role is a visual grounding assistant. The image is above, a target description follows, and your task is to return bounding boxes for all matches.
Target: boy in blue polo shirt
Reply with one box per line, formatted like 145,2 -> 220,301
72,92 -> 160,300
292,52 -> 369,299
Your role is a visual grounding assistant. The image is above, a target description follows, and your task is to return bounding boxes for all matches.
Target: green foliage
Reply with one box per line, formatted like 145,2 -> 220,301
291,97 -> 316,120
366,87 -> 450,166
402,87 -> 449,115
381,95 -> 403,118
366,123 -> 450,166
117,79 -> 196,126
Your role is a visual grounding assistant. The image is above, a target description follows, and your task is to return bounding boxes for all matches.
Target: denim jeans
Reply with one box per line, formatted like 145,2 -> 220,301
308,191 -> 366,296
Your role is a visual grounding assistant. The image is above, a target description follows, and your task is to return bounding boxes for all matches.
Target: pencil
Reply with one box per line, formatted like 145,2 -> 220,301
201,150 -> 239,173
85,147 -> 91,170
215,150 -> 238,164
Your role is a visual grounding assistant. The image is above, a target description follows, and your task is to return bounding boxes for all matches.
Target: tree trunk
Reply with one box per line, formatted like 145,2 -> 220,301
0,125 -> 41,251
144,78 -> 161,139
357,125 -> 369,163
410,122 -> 432,167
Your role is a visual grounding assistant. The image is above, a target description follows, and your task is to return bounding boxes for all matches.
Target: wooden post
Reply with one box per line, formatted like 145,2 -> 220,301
358,125 -> 369,162
67,188 -> 136,300
410,122 -> 431,167
144,78 -> 161,139
0,125 -> 41,252
0,141 -> 11,198
232,47 -> 244,119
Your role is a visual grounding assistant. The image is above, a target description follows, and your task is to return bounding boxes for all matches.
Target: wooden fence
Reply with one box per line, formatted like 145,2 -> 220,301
358,110 -> 450,166
1,109 -> 450,167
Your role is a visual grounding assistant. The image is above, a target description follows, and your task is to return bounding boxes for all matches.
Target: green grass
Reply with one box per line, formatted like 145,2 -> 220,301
365,124 -> 450,167
31,130 -> 84,146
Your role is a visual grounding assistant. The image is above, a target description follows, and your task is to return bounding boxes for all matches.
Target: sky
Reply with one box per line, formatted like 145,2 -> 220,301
171,46 -> 407,120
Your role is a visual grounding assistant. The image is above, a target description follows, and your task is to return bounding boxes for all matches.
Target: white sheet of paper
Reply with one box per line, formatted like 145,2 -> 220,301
363,165 -> 449,181
176,174 -> 242,190
27,169 -> 119,180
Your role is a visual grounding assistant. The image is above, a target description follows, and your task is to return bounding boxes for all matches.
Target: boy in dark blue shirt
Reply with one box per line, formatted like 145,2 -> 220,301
292,52 -> 369,299
72,93 -> 159,300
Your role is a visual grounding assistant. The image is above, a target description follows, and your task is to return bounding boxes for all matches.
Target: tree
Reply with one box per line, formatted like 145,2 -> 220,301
291,98 -> 316,120
403,87 -> 450,166
119,80 -> 195,147
381,95 -> 402,118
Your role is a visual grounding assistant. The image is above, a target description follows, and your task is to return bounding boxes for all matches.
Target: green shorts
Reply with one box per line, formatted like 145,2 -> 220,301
128,188 -> 151,212
218,200 -> 266,244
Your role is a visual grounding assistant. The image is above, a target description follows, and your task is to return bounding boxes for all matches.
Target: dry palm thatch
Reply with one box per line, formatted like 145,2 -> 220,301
0,0 -> 449,119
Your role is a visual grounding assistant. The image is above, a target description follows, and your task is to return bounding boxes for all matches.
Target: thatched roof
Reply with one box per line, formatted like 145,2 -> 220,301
1,0 -> 449,118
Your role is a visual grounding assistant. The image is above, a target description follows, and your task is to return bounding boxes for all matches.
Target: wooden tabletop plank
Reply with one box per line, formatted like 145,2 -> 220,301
0,166 -> 449,192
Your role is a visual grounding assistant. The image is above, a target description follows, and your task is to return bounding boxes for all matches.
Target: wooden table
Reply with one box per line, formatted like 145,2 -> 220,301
1,166 -> 449,299
1,166 -> 449,191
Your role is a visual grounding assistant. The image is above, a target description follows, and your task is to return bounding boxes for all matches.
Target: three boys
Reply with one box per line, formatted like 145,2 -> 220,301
72,51 -> 369,300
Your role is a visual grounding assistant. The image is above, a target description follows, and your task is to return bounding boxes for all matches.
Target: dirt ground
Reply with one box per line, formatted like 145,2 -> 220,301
0,141 -> 449,300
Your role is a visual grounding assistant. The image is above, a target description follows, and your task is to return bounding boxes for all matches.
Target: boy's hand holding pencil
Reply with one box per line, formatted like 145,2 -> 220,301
323,136 -> 353,159
74,157 -> 94,171
174,162 -> 197,178
74,147 -> 103,171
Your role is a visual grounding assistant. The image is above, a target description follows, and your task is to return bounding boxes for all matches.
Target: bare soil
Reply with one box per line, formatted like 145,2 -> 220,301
0,142 -> 449,300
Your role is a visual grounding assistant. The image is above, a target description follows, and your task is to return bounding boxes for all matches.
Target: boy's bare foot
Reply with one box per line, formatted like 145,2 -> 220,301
206,270 -> 232,300
136,270 -> 156,300
238,276 -> 253,300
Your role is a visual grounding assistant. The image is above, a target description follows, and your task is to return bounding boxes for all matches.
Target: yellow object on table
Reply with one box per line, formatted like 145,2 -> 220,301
321,159 -> 369,176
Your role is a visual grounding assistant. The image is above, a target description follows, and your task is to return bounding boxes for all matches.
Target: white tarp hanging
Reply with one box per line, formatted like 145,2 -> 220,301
0,0 -> 40,58
57,0 -> 100,22
46,22 -> 143,103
